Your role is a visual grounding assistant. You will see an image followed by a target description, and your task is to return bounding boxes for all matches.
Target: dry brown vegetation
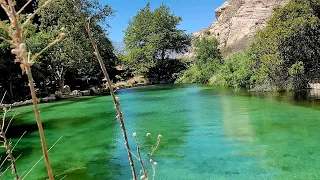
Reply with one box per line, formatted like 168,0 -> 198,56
0,0 -> 163,179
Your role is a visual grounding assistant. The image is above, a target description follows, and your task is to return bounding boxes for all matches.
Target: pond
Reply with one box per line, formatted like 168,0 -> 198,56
2,85 -> 320,179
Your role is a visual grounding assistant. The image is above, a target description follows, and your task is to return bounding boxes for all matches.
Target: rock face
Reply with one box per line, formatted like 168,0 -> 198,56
192,0 -> 289,56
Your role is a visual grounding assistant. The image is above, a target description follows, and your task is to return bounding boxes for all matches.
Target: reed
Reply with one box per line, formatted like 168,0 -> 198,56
71,0 -> 138,179
0,1 -> 64,179
0,93 -> 21,180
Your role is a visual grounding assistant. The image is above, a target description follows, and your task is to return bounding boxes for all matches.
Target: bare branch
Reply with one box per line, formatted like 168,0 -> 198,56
72,1 -> 138,179
0,91 -> 6,105
17,0 -> 34,15
23,0 -> 55,27
134,135 -> 148,179
0,154 -> 21,179
5,112 -> 19,134
22,135 -> 63,180
12,131 -> 27,151
31,32 -> 65,62
149,135 -> 162,157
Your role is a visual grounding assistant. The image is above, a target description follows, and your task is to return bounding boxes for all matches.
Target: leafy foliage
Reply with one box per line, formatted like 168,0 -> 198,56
249,0 -> 320,91
211,52 -> 253,89
180,0 -> 320,92
123,3 -> 191,78
0,0 -> 117,101
176,38 -> 221,83
30,0 -> 117,90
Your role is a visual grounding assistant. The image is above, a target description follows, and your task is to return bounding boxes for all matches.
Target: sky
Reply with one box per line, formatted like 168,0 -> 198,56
99,0 -> 226,42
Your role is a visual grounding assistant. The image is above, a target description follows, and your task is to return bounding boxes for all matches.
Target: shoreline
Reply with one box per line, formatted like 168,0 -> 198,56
0,81 -> 159,109
2,82 -> 319,109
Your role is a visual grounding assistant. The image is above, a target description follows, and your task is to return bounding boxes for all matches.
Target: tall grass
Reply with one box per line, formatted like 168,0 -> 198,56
71,1 -> 163,179
0,1 -> 163,179
71,1 -> 138,179
0,0 -> 64,179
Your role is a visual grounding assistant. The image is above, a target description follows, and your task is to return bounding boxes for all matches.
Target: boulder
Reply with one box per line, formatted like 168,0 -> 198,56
70,90 -> 82,96
91,87 -> 104,94
62,85 -> 71,94
81,90 -> 91,96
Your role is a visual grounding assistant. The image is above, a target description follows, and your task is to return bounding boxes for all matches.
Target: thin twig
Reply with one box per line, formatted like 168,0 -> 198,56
12,131 -> 27,151
118,140 -> 139,160
31,33 -> 65,62
149,135 -> 162,157
22,0 -> 55,27
71,1 -> 137,179
60,175 -> 67,180
0,91 -> 6,104
152,164 -> 156,180
0,156 -> 9,169
17,0 -> 33,15
22,135 -> 63,180
5,112 -> 19,134
134,136 -> 148,179
0,108 -> 20,179
0,154 -> 21,179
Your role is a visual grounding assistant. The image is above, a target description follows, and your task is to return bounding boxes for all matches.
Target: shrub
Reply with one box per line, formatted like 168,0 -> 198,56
210,52 -> 253,89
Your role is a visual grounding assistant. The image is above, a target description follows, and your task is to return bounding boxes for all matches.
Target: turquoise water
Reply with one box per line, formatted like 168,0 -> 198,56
2,85 -> 320,179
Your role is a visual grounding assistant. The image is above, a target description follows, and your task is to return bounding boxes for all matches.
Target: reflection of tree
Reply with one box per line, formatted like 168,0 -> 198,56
247,96 -> 320,179
119,85 -> 191,178
221,96 -> 254,142
122,85 -> 189,151
3,97 -> 122,179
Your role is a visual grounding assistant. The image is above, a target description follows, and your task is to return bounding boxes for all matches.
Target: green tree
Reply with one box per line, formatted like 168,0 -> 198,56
29,0 -> 116,91
176,37 -> 222,83
123,3 -> 191,78
211,52 -> 253,89
250,0 -> 320,91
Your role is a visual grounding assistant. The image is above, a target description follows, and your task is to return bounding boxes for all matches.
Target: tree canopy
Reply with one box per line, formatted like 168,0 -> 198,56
179,0 -> 320,91
0,0 -> 117,101
176,37 -> 222,84
123,3 -> 191,78
249,0 -> 320,90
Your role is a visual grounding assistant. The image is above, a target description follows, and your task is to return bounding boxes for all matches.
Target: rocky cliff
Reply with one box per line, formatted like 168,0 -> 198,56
190,0 -> 289,56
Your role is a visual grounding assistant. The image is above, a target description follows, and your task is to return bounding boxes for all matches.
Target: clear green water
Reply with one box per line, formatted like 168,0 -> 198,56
2,85 -> 320,180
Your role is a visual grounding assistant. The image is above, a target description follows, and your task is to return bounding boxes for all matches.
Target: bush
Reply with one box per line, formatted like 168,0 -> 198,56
177,37 -> 222,83
176,64 -> 215,84
210,52 -> 253,89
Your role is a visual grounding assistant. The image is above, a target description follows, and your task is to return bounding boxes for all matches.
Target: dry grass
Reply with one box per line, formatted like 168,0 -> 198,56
0,93 -> 22,180
0,1 -> 162,179
0,0 -> 64,179
131,132 -> 162,180
71,1 -> 138,179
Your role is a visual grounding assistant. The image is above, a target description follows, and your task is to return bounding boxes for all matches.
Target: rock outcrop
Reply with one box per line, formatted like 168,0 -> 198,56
190,0 -> 289,56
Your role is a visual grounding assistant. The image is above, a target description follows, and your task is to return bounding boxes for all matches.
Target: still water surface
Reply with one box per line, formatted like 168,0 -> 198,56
3,85 -> 320,179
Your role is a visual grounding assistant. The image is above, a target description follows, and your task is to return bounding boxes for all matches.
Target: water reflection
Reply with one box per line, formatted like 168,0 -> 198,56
220,96 -> 254,142
2,97 -> 122,180
1,85 -> 320,180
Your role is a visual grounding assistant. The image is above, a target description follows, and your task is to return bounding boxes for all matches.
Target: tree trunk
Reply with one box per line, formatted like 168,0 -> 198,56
56,71 -> 65,91
43,80 -> 49,95
9,80 -> 14,102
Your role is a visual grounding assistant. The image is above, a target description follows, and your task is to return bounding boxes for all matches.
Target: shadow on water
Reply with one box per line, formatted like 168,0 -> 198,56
198,84 -> 320,110
2,85 -> 320,179
6,123 -> 38,138
10,96 -> 100,119
0,95 -> 125,180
